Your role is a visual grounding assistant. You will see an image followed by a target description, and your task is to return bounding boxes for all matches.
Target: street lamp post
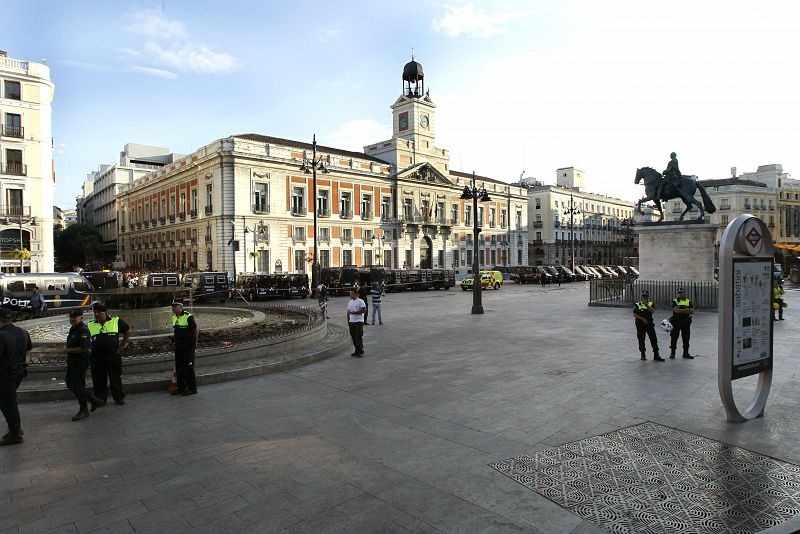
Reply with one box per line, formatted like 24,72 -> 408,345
460,171 -> 492,315
228,220 -> 237,283
241,217 -> 262,272
300,134 -> 329,292
563,191 -> 581,271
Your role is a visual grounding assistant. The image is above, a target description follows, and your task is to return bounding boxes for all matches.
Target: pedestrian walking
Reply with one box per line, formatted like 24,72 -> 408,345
64,308 -> 101,421
773,282 -> 785,321
669,288 -> 694,359
633,290 -> 664,362
29,286 -> 46,318
370,282 -> 384,325
170,302 -> 198,396
0,308 -> 32,390
87,304 -> 131,405
346,289 -> 366,357
358,283 -> 369,326
0,314 -> 23,446
317,282 -> 329,319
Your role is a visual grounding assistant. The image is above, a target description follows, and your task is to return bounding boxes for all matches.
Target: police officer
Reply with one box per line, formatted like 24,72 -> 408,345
669,288 -> 694,359
633,290 -> 664,362
0,316 -> 22,445
65,308 -> 102,420
87,304 -> 130,405
171,302 -> 198,396
0,309 -> 32,389
773,282 -> 785,321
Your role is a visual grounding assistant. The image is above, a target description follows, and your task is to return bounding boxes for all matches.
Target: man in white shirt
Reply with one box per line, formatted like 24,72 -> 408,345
346,290 -> 366,357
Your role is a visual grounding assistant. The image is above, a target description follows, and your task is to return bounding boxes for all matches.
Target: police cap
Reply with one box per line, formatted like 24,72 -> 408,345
171,301 -> 183,308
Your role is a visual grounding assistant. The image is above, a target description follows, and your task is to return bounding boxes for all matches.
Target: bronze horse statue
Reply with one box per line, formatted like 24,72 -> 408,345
634,167 -> 716,222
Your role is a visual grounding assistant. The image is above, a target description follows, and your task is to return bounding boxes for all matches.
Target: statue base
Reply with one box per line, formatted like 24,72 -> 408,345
636,223 -> 717,282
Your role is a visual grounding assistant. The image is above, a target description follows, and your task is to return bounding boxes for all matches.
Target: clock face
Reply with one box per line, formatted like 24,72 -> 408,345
399,115 -> 409,130
420,115 -> 429,128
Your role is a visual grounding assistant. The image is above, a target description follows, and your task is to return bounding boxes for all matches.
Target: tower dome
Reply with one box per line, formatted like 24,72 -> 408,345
402,59 -> 425,97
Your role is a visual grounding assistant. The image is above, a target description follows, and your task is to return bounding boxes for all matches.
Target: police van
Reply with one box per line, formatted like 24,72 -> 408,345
144,273 -> 182,287
183,272 -> 229,303
0,272 -> 94,315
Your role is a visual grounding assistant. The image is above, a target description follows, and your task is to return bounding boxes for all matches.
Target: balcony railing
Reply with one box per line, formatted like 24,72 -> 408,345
253,203 -> 269,214
0,205 -> 31,218
205,236 -> 212,243
291,206 -> 307,216
450,217 -> 459,225
204,205 -> 213,215
319,235 -> 330,243
293,234 -> 306,243
317,208 -> 331,218
160,216 -> 166,225
361,210 -> 373,220
190,209 -> 198,218
2,163 -> 26,176
342,236 -> 353,244
719,205 -> 731,211
381,213 -> 392,222
191,237 -> 197,245
744,204 -> 751,209
179,238 -> 186,246
169,215 -> 176,222
340,209 -> 353,220
533,221 -> 543,228
363,236 -> 373,244
1,125 -> 24,138
489,221 -> 496,228
179,212 -> 186,221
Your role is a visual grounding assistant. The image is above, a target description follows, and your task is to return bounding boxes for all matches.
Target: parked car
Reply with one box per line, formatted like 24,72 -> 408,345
557,266 -> 578,282
573,265 -> 595,280
628,266 -> 640,277
535,266 -> 555,282
461,270 -> 503,290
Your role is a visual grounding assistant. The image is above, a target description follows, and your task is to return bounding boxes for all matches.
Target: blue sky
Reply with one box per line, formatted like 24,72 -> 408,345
8,0 -> 800,208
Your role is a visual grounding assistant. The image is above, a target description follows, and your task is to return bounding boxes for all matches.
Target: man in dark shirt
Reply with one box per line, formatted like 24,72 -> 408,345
87,304 -> 131,405
170,302 -> 198,396
0,323 -> 22,446
633,290 -> 664,362
0,308 -> 32,388
65,308 -> 101,420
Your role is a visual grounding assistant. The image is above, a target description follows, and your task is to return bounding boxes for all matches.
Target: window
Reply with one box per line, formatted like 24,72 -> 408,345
478,207 -> 484,225
536,231 -> 541,240
342,228 -> 352,244
5,149 -> 23,175
500,209 -> 507,228
6,189 -> 23,211
257,250 -> 269,273
191,189 -> 198,213
489,208 -> 496,227
291,186 -> 305,215
721,215 -> 729,225
294,249 -> 307,273
403,198 -> 413,220
438,250 -> 444,268
436,202 -> 445,222
363,229 -> 373,241
517,250 -> 523,264
205,184 -> 213,211
466,249 -> 473,266
179,192 -> 186,215
343,249 -> 353,265
317,190 -> 329,216
404,250 -> 412,268
381,196 -> 391,219
535,198 -> 541,209
254,183 -> 268,212
170,195 -> 176,217
206,251 -> 213,270
451,204 -> 459,224
364,250 -> 372,266
340,191 -> 352,217
465,205 -> 472,226
490,250 -> 496,264
383,249 -> 393,268
453,250 -> 459,267
152,201 -> 157,221
319,227 -> 330,242
293,226 -> 306,242
4,81 -> 21,100
4,113 -> 21,137
319,249 -> 330,268
361,194 -> 372,218
161,198 -> 167,219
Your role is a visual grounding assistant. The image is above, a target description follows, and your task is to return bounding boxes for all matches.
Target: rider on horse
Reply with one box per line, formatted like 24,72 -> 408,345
659,152 -> 683,199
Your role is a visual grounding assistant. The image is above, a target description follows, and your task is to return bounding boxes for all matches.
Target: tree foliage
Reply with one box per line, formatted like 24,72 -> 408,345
53,224 -> 104,269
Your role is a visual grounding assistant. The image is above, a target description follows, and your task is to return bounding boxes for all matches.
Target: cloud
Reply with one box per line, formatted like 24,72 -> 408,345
124,7 -> 186,37
432,3 -> 535,38
324,120 -> 393,152
128,65 -> 178,79
315,26 -> 341,43
120,7 -> 239,75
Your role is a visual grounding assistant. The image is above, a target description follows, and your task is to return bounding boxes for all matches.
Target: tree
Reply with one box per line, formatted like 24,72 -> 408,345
53,224 -> 104,269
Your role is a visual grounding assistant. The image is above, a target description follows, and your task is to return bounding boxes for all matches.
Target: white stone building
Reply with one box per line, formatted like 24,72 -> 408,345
0,51 -> 55,272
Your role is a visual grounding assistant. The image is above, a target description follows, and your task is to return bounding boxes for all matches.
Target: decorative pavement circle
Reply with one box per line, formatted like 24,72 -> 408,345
489,422 -> 800,534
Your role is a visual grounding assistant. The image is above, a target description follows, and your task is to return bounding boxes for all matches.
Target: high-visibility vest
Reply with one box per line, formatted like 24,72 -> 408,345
635,300 -> 653,310
774,287 -> 784,300
87,316 -> 120,337
672,298 -> 692,308
172,312 -> 192,328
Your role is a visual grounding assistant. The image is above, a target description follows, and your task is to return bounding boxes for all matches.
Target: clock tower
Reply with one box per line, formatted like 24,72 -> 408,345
365,57 -> 449,174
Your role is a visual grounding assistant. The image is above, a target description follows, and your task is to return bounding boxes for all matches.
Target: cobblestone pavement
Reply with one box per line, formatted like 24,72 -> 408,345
1,284 -> 797,533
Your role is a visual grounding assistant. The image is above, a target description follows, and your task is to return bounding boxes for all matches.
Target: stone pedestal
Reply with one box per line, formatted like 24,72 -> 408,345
636,223 -> 717,282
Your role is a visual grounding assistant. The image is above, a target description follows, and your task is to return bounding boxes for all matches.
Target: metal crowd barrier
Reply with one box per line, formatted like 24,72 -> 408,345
589,278 -> 718,310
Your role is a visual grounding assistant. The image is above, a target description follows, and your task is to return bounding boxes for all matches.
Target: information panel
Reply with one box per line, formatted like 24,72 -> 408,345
731,257 -> 773,379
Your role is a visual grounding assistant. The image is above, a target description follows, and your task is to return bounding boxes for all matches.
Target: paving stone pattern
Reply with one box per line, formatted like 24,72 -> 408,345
491,422 -> 800,534
1,284 -> 798,533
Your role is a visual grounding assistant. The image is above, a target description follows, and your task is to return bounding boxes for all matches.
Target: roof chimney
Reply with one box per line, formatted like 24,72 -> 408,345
730,167 -> 737,179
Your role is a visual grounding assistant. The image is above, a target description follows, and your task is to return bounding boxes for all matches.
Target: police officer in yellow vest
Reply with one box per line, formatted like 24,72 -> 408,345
171,302 -> 198,396
669,288 -> 694,359
87,304 -> 131,405
633,290 -> 664,362
773,283 -> 785,321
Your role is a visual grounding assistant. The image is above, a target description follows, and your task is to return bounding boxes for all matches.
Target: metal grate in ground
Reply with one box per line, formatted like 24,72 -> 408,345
490,422 -> 800,533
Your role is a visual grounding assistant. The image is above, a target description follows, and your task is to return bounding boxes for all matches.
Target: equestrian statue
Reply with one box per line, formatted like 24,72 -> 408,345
634,152 -> 716,222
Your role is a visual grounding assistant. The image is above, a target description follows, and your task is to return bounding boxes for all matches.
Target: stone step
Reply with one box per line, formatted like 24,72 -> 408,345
18,323 -> 350,402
